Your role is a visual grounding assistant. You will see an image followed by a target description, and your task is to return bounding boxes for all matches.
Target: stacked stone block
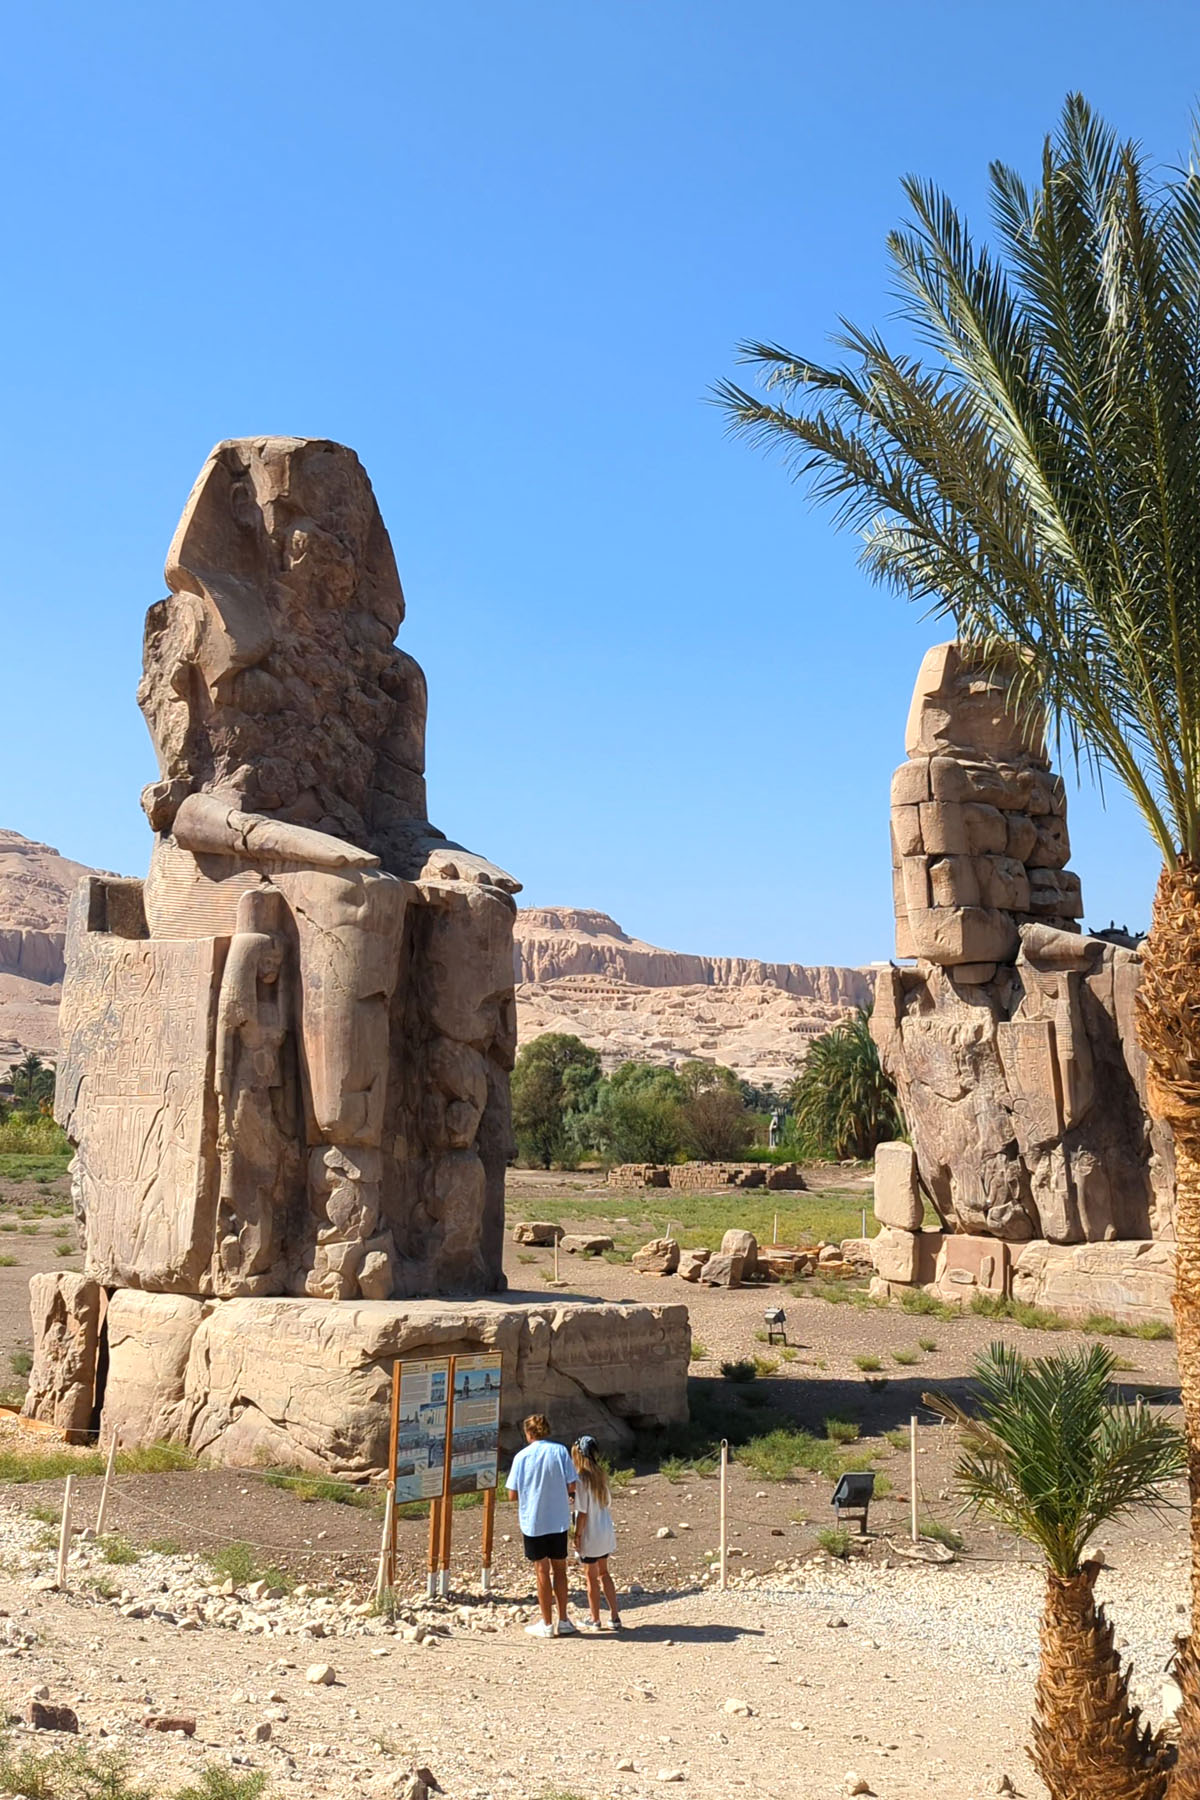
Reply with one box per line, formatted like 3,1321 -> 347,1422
891,644 -> 1082,977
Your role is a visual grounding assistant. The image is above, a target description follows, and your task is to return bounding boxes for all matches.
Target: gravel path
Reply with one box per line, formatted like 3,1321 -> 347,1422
0,1501 -> 1187,1800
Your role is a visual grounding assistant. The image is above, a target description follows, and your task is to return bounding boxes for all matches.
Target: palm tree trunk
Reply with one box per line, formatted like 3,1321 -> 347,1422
1137,862 -> 1200,1800
1032,1562 -> 1171,1800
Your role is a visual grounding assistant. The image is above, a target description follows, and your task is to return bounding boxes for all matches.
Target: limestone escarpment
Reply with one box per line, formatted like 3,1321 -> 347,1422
515,908 -> 874,1004
514,909 -> 876,1085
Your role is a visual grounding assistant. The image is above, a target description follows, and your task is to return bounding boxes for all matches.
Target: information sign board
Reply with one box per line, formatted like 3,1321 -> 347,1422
448,1351 -> 503,1495
391,1357 -> 450,1505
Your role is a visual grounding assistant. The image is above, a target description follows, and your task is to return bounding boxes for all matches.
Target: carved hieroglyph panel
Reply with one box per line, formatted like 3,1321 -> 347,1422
57,933 -> 223,1291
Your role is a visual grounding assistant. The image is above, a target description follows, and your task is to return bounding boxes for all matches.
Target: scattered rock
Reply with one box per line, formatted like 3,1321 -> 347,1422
28,1700 -> 79,1733
845,1776 -> 873,1796
722,1697 -> 753,1717
561,1234 -> 614,1256
996,1777 -> 1017,1795
512,1221 -> 563,1246
305,1662 -> 336,1685
616,1758 -> 636,1772
720,1228 -> 758,1275
632,1238 -> 680,1276
143,1714 -> 197,1736
253,1721 -> 272,1742
656,1527 -> 675,1540
657,1771 -> 686,1784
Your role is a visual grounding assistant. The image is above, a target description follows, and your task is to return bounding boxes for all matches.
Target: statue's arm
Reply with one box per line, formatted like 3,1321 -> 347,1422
173,793 -> 380,870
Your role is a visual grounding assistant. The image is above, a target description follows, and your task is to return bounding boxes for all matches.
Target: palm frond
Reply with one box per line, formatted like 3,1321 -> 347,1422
715,92 -> 1200,862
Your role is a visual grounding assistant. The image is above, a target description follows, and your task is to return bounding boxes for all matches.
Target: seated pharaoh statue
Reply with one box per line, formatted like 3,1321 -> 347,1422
56,437 -> 520,1304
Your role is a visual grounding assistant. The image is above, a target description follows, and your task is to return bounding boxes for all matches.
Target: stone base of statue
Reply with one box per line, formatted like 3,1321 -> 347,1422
24,1276 -> 690,1464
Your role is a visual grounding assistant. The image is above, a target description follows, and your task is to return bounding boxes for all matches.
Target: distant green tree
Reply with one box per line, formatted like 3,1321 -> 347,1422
680,1082 -> 752,1161
510,1034 -> 601,1168
7,1052 -> 54,1114
677,1060 -> 741,1100
588,1061 -> 685,1165
787,1011 -> 902,1161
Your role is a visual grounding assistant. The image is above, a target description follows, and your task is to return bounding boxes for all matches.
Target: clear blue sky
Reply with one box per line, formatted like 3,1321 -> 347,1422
1,2 -> 1193,964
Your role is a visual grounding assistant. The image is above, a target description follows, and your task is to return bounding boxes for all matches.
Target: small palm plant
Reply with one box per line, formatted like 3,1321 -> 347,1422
928,1342 -> 1186,1800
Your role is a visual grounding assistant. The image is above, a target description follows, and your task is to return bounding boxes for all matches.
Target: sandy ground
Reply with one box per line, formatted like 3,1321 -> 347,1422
0,1165 -> 1189,1797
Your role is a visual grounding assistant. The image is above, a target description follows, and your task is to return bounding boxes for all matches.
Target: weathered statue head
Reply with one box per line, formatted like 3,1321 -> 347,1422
138,436 -> 427,853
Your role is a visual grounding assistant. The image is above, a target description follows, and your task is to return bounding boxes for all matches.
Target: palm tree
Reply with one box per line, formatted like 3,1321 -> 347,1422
928,1342 -> 1185,1799
716,95 -> 1200,1791
788,1008 -> 903,1160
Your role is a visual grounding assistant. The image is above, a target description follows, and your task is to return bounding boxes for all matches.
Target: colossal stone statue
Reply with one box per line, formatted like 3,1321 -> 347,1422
26,437 -> 691,1462
56,437 -> 520,1302
872,643 -> 1174,1252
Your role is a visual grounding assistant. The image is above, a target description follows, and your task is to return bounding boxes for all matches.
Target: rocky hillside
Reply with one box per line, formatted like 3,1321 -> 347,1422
0,829 -> 104,1062
514,909 -> 876,1086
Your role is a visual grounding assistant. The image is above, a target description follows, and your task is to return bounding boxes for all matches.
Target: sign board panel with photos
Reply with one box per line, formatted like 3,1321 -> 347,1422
390,1357 -> 450,1505
449,1351 -> 503,1494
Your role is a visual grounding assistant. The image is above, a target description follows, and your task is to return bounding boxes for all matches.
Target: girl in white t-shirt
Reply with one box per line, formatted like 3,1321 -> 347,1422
571,1435 -> 623,1631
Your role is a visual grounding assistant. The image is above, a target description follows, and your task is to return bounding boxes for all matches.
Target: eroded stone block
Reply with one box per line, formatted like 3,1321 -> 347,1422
22,1273 -> 102,1439
873,1142 -> 923,1231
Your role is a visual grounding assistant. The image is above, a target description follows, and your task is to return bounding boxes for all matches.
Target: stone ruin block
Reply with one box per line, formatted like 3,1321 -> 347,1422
873,1141 -> 924,1231
870,1227 -> 943,1285
632,1237 -> 680,1275
933,1234 -> 1011,1302
22,1273 -> 103,1441
1012,1239 -> 1174,1327
100,1290 -> 690,1468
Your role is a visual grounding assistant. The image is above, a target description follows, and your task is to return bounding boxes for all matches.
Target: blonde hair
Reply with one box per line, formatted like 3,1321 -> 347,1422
523,1414 -> 550,1439
571,1442 -> 610,1508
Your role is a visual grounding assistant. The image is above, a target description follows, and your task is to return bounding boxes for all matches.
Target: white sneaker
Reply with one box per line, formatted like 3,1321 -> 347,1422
555,1617 -> 578,1635
524,1621 -> 555,1637
578,1618 -> 603,1632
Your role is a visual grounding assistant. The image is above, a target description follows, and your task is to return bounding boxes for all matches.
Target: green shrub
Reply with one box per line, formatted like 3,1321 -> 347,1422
917,1337 -> 938,1353
0,1253 -> 16,1268
968,1294 -> 1068,1332
899,1290 -> 959,1321
100,1535 -> 140,1565
0,1114 -> 71,1157
175,1771 -> 268,1800
752,1355 -> 779,1378
816,1526 -> 852,1558
10,1349 -> 33,1377
689,1339 -> 708,1361
853,1354 -> 882,1372
263,1471 -> 373,1508
721,1359 -> 757,1383
824,1418 -> 860,1445
893,1349 -> 918,1366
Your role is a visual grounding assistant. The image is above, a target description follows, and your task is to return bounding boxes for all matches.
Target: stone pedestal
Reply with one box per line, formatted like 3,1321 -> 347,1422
98,1292 -> 690,1469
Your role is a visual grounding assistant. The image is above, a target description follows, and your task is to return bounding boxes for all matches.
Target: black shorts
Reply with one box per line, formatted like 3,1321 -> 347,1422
523,1529 -> 569,1562
582,1553 -> 610,1565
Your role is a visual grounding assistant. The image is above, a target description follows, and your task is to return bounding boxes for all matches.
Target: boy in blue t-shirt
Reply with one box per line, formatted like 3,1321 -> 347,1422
505,1414 -> 577,1637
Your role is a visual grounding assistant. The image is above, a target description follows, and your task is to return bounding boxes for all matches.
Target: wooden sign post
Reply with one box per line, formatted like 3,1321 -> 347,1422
481,1485 -> 497,1593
